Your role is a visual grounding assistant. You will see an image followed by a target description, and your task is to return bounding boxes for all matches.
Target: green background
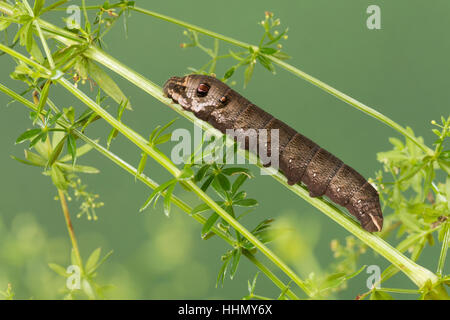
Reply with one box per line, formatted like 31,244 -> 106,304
0,0 -> 448,299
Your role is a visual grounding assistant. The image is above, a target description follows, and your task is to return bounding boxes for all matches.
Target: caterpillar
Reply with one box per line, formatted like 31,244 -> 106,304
163,74 -> 383,232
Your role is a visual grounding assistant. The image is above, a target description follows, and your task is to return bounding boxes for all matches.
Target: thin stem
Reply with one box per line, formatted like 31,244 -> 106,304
0,4 -> 441,290
81,0 -> 90,30
375,287 -> 420,295
57,188 -> 84,274
0,82 -> 300,299
57,75 -> 312,296
80,45 -> 439,289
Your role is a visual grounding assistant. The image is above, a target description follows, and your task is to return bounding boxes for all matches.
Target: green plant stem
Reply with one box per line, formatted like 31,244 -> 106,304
249,294 -> 272,300
22,0 -> 55,69
242,250 -> 298,299
0,81 -> 300,300
375,287 -> 420,294
436,222 -> 449,277
0,38 -> 438,292
79,45 -> 441,289
0,3 -> 443,292
57,188 -> 84,274
130,6 -> 433,156
0,0 -> 433,155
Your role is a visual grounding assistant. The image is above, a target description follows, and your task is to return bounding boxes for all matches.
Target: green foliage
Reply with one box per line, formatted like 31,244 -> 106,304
376,118 -> 449,253
0,0 -> 448,300
181,12 -> 289,87
0,284 -> 14,300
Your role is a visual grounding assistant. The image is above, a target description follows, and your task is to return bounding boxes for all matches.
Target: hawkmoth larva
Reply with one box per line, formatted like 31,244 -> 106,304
163,74 -> 383,232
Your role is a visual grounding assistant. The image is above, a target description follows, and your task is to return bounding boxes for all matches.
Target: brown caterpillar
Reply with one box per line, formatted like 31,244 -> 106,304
163,74 -> 383,232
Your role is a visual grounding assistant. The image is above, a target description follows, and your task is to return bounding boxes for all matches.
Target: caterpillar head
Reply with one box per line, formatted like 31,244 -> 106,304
163,74 -> 230,120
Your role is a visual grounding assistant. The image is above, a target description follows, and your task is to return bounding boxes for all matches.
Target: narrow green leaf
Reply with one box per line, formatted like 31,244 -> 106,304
202,212 -> 219,236
35,80 -> 51,119
163,183 -> 176,217
0,18 -> 12,31
40,0 -> 68,15
223,66 -> 235,80
63,106 -> 75,124
25,21 -> 34,53
47,112 -> 63,127
33,0 -> 46,15
85,247 -> 101,274
232,174 -> 248,195
215,174 -> 231,191
59,141 -> 95,162
152,118 -> 177,142
86,59 -> 132,110
47,134 -> 68,167
232,191 -> 246,202
244,61 -> 255,88
58,163 -> 99,174
201,175 -> 214,191
106,127 -> 117,150
190,203 -> 211,216
148,125 -> 161,143
248,272 -> 259,294
216,254 -> 231,288
30,39 -> 44,63
272,51 -> 291,60
15,128 -> 42,144
154,133 -> 172,145
10,155 -> 42,167
222,167 -> 251,177
90,250 -> 114,274
136,152 -> 148,180
234,199 -> 258,207
29,131 -> 47,149
230,248 -> 241,279
67,134 -> 77,165
24,150 -> 46,166
50,165 -> 67,190
211,177 -> 227,200
257,55 -> 275,74
48,263 -> 69,278
229,49 -> 245,61
194,165 -> 210,182
265,28 -> 288,46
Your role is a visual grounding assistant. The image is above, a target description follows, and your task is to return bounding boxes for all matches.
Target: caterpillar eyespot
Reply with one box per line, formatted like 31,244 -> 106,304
163,74 -> 383,232
196,83 -> 210,97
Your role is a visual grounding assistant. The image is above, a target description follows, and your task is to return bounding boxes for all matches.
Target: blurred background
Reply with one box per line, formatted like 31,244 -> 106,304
0,0 -> 448,299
